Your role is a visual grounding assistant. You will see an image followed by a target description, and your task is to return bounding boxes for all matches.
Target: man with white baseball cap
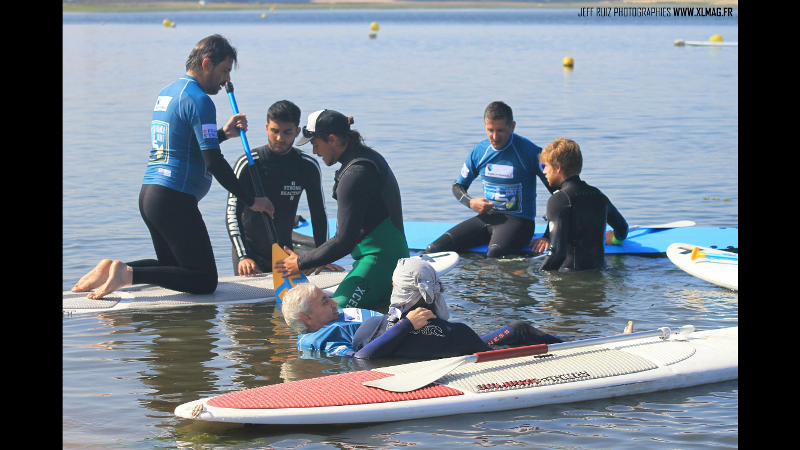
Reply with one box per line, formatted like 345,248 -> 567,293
275,109 -> 410,312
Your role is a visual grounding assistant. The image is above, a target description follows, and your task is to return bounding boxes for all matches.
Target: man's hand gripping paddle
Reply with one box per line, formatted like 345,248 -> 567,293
224,82 -> 309,306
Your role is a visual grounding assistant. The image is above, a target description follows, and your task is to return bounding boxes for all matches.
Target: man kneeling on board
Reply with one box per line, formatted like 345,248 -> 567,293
531,138 -> 629,271
282,258 -> 634,359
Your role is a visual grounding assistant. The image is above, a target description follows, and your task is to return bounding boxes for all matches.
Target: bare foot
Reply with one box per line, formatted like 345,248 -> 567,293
87,260 -> 133,299
72,259 -> 113,292
623,320 -> 634,334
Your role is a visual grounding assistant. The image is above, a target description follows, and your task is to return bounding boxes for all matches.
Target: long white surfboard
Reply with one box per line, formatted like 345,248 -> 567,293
63,251 -> 460,315
175,326 -> 738,425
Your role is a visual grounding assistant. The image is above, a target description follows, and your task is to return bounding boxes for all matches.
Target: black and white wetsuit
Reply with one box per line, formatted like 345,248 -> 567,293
226,146 -> 328,274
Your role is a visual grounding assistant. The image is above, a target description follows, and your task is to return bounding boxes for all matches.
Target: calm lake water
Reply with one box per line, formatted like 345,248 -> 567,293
62,8 -> 738,449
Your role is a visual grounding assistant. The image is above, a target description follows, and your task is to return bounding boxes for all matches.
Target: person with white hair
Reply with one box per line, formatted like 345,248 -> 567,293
282,257 -> 591,359
281,283 -> 382,356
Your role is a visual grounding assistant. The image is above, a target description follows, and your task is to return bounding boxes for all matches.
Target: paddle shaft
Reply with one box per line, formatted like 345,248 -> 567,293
470,326 -> 692,363
363,325 -> 695,392
224,82 -> 278,244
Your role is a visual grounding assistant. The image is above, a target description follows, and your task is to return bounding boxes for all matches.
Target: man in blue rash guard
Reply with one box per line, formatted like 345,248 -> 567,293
531,138 -> 629,271
280,259 -> 583,359
426,101 -> 556,258
71,34 -> 274,299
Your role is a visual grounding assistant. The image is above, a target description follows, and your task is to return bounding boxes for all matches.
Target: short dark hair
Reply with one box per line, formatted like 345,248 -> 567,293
267,100 -> 302,127
185,34 -> 238,73
484,101 -> 514,125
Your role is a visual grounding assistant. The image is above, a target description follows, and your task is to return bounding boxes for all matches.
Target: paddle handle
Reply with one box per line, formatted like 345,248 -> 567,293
224,81 -> 279,244
472,325 -> 695,364
474,344 -> 548,362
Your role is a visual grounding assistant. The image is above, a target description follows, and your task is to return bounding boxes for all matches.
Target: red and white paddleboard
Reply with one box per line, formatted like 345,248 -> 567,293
174,326 -> 738,425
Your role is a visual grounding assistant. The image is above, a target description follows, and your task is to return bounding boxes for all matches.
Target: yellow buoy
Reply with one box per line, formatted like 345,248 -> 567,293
709,34 -> 724,42
370,22 -> 379,32
162,19 -> 171,27
262,13 -> 267,18
562,56 -> 574,67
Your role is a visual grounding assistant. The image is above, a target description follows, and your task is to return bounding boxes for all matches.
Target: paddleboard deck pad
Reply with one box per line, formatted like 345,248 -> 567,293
175,326 -> 737,425
63,252 -> 459,316
294,219 -> 738,255
667,243 -> 738,291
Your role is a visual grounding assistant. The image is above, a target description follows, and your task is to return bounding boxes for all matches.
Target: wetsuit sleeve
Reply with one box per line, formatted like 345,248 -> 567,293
539,192 -> 570,271
297,162 -> 381,270
452,181 -> 473,208
203,149 -> 255,207
226,156 -> 252,260
352,319 -> 415,359
304,159 -> 330,248
606,199 -> 629,244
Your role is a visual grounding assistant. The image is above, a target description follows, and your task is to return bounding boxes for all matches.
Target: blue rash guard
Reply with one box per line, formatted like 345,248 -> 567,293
296,308 -> 384,356
143,75 -> 220,201
457,133 -> 550,221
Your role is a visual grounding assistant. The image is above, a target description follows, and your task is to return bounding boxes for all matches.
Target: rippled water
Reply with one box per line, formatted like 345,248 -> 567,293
63,8 -> 737,449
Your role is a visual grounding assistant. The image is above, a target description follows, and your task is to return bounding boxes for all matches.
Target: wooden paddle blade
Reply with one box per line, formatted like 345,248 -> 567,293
272,244 -> 310,304
362,355 -> 475,393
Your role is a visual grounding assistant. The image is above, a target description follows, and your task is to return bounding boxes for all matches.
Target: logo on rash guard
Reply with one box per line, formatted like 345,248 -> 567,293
154,96 -> 172,111
460,163 -> 470,178
202,124 -> 217,139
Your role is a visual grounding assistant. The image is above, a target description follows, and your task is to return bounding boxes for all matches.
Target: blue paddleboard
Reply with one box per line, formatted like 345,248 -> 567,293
293,219 -> 738,255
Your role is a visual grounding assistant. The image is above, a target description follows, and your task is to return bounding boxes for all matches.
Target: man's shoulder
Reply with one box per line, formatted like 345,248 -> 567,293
510,133 -> 541,152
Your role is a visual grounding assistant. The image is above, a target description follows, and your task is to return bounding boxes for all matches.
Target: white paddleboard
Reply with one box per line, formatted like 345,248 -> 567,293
175,326 -> 738,425
63,251 -> 459,316
667,243 -> 738,291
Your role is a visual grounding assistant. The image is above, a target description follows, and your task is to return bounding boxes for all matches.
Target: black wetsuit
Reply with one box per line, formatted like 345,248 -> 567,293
297,145 -> 409,310
351,316 -> 562,360
226,146 -> 329,274
539,176 -> 628,271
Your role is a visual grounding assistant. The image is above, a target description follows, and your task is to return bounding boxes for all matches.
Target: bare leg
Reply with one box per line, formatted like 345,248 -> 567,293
623,320 -> 634,334
87,260 -> 133,299
72,259 -> 113,292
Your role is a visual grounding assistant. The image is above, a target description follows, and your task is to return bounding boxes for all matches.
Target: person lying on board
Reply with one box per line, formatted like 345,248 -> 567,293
225,100 -> 342,277
426,101 -> 555,258
531,138 -> 629,271
282,258 -> 634,359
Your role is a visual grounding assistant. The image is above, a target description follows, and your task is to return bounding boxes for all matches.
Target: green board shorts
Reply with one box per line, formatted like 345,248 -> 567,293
332,218 -> 409,311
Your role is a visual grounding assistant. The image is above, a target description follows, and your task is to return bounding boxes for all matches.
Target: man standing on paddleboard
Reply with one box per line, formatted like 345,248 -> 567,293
274,109 -> 409,311
225,100 -> 343,277
427,101 -> 556,258
72,34 -> 274,298
533,137 -> 628,271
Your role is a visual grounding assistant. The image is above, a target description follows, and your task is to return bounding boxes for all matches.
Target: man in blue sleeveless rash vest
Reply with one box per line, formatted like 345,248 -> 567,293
280,259 -> 574,360
274,109 -> 409,312
72,34 -> 274,299
427,101 -> 555,258
531,138 -> 629,271
225,100 -> 342,276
